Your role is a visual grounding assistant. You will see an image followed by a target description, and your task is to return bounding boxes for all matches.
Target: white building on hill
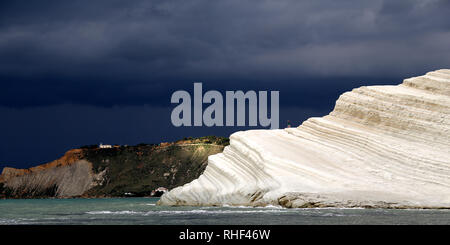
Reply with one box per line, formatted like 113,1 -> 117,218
99,143 -> 112,149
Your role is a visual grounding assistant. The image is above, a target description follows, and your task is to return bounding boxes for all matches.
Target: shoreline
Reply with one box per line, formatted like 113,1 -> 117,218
2,197 -> 450,210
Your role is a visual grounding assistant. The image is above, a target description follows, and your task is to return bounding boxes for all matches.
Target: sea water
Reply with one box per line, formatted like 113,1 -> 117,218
1,198 -> 449,225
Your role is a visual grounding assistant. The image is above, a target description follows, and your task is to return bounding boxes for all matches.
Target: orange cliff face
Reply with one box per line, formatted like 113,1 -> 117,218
0,149 -> 84,183
0,138 -> 214,184
0,136 -> 229,198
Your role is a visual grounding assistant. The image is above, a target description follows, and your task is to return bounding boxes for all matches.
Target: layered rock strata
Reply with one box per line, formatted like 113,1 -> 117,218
159,69 -> 450,208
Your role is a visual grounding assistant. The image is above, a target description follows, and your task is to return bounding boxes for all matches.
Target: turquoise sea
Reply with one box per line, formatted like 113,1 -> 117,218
1,198 -> 450,225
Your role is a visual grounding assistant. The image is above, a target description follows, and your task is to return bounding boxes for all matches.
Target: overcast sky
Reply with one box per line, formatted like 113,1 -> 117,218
1,0 -> 450,169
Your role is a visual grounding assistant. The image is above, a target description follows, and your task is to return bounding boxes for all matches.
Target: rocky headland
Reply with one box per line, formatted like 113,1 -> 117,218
0,136 -> 228,198
159,69 -> 450,209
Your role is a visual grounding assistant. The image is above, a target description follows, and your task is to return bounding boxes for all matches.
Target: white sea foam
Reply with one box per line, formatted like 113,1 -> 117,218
85,208 -> 291,216
0,218 -> 37,225
86,210 -> 141,215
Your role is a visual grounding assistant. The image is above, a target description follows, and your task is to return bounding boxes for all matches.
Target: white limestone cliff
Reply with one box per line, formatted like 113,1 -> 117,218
159,69 -> 450,208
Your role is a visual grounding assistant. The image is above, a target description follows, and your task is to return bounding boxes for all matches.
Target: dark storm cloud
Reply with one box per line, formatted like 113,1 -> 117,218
1,0 -> 450,168
0,104 -> 324,168
0,0 -> 449,108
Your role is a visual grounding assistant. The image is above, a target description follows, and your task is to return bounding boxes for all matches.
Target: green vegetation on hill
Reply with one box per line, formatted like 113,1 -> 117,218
82,136 -> 228,197
0,136 -> 229,198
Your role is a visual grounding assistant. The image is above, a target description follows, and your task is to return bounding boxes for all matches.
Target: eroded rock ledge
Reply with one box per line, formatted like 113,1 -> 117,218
159,69 -> 450,209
